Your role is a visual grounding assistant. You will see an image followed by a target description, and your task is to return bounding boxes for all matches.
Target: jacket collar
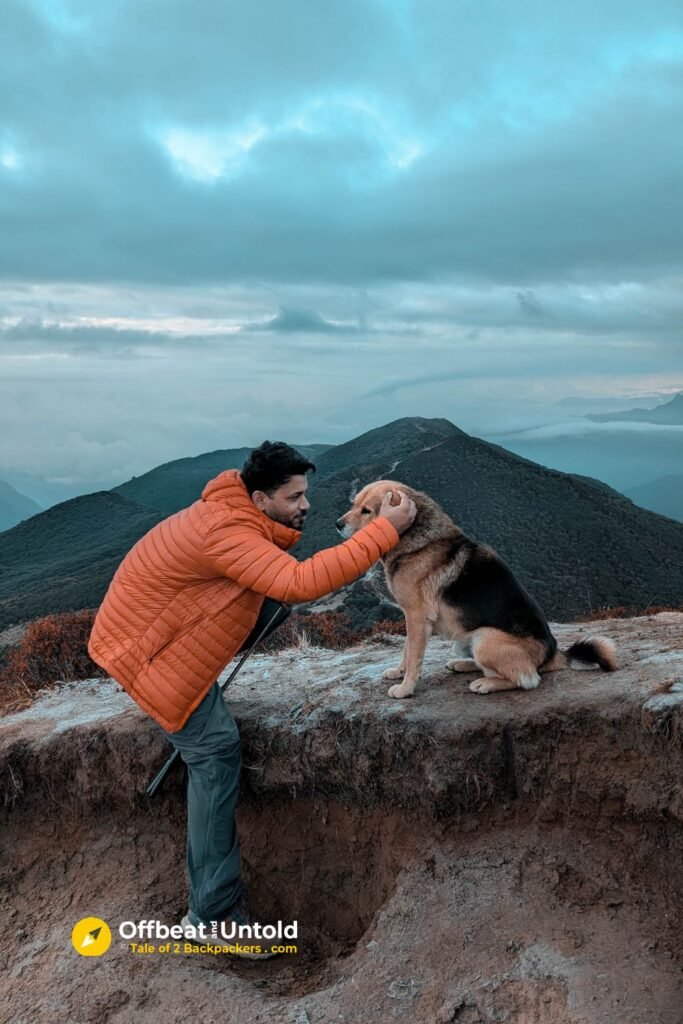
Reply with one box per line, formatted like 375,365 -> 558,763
201,468 -> 302,551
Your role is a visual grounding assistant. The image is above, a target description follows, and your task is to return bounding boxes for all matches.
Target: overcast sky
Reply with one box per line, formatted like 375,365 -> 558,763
1,0 -> 682,501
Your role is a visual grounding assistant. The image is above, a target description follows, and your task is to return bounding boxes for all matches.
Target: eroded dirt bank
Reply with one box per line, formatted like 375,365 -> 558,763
1,613 -> 682,1023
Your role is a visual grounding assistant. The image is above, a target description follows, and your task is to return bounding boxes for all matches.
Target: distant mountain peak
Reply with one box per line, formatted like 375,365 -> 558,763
378,415 -> 466,435
0,479 -> 42,533
587,392 -> 683,424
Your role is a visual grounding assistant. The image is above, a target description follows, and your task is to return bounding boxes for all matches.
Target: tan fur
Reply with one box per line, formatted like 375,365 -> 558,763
540,649 -> 567,672
337,479 -> 617,699
468,629 -> 545,693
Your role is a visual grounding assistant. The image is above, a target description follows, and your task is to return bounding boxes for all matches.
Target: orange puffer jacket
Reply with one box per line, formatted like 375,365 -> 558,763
87,468 -> 400,732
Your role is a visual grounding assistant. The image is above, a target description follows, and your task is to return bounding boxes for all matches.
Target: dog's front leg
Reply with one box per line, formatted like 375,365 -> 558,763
388,614 -> 430,698
382,645 -> 407,681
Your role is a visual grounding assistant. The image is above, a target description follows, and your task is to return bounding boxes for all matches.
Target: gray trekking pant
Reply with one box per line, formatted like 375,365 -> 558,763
159,597 -> 288,922
162,680 -> 243,921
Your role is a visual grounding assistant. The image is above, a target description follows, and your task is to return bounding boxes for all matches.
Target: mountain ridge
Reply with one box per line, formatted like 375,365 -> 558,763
624,474 -> 683,523
1,416 -> 681,630
587,392 -> 683,424
111,442 -> 332,515
0,479 -> 42,532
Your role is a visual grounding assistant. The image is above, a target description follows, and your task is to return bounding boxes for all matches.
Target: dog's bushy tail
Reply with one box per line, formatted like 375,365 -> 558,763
544,635 -> 618,672
566,636 -> 618,671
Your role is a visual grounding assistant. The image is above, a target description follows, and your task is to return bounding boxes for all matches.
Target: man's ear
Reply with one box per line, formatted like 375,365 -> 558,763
388,488 -> 402,507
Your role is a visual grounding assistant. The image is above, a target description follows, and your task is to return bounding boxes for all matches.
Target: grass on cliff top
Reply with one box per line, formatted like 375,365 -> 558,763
1,604 -> 681,718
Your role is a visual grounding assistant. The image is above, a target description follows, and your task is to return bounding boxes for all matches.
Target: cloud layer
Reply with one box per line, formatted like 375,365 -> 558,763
1,1 -> 682,500
3,0 -> 683,285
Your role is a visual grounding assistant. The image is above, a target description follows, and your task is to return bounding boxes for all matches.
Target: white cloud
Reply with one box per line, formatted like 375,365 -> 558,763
0,148 -> 21,170
159,121 -> 268,182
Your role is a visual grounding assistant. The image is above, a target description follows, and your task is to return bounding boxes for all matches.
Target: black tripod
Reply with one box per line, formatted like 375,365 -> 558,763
145,599 -> 292,797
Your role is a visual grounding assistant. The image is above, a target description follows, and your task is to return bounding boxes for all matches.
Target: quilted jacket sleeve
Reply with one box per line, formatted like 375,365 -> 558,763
202,516 -> 401,603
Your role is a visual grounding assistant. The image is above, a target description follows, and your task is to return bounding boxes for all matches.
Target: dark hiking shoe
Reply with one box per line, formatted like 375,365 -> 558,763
180,892 -> 280,959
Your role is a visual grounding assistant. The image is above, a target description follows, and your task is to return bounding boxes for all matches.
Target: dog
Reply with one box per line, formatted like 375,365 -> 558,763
335,480 -> 618,698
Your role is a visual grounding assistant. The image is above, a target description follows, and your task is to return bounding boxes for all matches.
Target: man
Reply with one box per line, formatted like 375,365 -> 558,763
87,440 -> 416,958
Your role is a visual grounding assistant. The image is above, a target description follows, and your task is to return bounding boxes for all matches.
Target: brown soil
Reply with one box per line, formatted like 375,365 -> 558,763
1,613 -> 682,1023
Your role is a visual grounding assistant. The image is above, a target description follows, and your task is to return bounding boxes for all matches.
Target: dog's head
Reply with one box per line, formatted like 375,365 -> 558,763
335,479 -> 412,538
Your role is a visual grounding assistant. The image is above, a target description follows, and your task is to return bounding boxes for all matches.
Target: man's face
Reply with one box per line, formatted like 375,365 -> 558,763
251,474 -> 310,530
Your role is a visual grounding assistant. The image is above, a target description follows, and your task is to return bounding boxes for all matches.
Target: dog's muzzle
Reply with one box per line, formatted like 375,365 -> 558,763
335,519 -> 352,539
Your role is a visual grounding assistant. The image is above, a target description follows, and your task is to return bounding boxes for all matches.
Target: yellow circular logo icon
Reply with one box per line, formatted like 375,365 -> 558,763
71,917 -> 112,956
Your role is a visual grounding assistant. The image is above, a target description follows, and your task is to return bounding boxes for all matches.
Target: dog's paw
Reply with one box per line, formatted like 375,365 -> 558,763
446,658 -> 478,673
387,683 -> 413,699
469,678 -> 498,694
382,665 -> 405,680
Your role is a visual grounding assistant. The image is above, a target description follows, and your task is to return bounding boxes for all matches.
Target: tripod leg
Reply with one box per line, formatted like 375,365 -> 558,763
235,599 -> 291,654
147,601 -> 292,797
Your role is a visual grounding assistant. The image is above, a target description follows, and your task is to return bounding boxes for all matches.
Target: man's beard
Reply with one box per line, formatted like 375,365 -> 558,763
271,509 -> 306,529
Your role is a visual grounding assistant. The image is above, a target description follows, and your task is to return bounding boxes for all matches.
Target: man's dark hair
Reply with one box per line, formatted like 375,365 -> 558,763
241,441 -> 317,496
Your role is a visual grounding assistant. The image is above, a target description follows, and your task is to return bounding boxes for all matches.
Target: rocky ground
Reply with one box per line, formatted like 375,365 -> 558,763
1,613 -> 682,1023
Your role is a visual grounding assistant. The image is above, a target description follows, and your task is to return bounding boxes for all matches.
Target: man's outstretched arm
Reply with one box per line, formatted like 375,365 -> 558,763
202,490 -> 417,604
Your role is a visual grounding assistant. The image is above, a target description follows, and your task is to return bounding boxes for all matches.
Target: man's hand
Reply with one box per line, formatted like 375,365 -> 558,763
379,489 -> 417,535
